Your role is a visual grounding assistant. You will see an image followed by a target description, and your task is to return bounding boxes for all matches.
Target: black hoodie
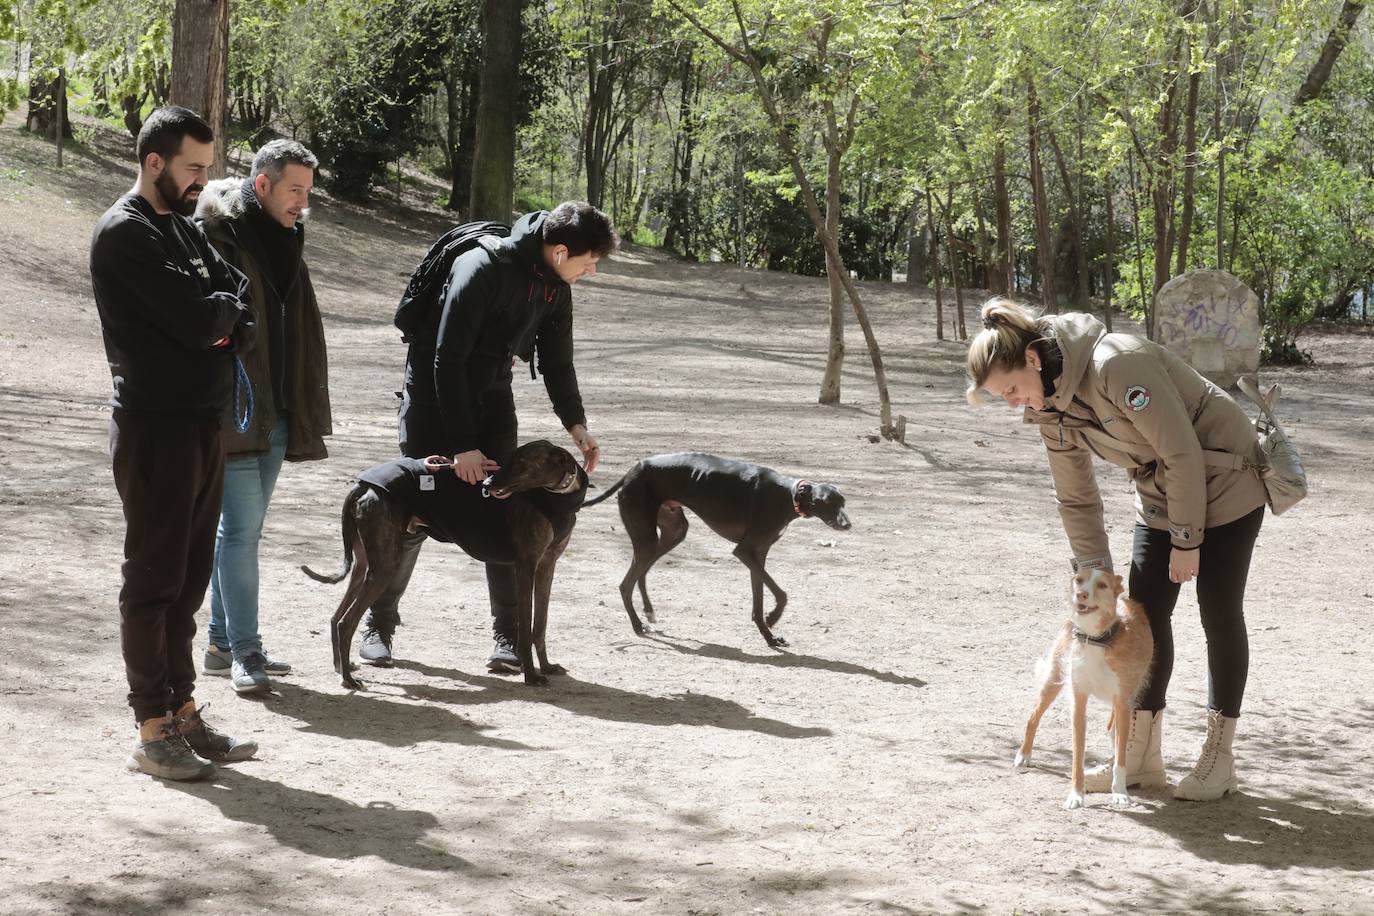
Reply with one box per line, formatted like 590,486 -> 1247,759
90,193 -> 255,418
403,210 -> 586,454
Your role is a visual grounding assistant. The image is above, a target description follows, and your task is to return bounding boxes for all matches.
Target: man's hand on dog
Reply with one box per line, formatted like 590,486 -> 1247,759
569,423 -> 600,473
451,449 -> 501,485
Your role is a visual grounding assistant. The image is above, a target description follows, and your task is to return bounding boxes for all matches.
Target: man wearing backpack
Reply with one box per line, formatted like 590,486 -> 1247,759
359,201 -> 618,672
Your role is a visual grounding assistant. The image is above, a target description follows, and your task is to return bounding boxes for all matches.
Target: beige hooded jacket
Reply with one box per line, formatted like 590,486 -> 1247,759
1023,313 -> 1267,571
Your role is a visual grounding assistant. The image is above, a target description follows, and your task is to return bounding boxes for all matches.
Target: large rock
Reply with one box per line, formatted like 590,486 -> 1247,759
1153,270 -> 1260,388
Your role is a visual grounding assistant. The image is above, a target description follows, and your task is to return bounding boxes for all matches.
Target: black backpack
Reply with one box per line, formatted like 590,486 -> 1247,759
394,220 -> 511,343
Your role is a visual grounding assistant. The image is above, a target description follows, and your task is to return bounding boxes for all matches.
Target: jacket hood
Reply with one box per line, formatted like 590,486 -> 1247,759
196,176 -> 311,230
1042,312 -> 1108,412
195,177 -> 248,227
506,210 -> 556,277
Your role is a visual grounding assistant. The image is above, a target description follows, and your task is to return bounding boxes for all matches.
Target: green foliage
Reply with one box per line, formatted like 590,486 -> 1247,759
300,0 -> 460,198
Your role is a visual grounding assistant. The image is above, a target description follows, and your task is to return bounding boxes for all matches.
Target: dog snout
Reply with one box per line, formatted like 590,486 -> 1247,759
828,509 -> 852,531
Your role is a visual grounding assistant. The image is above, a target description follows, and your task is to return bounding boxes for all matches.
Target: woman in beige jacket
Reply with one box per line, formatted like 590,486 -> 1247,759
967,298 -> 1268,802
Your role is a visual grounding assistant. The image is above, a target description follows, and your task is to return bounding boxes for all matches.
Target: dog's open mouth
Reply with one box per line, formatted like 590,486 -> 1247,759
1075,599 -> 1098,614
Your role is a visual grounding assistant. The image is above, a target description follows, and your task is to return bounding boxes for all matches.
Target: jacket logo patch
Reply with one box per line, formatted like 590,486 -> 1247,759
1125,385 -> 1151,412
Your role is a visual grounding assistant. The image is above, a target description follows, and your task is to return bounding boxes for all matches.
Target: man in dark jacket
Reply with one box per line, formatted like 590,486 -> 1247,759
195,140 -> 333,695
359,202 -> 618,672
91,106 -> 259,780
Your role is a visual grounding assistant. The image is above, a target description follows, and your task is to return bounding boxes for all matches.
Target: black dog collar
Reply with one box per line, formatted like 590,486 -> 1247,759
1073,621 -> 1121,647
792,480 -> 811,518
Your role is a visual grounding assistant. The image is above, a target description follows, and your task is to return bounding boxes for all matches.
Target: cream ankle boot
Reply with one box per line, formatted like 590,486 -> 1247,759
1084,708 -> 1167,792
1175,709 -> 1239,801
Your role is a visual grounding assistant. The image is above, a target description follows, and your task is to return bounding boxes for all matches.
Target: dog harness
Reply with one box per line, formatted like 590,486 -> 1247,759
1072,621 -> 1122,647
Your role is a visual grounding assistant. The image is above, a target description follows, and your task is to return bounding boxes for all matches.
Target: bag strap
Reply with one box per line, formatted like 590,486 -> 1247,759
1070,419 -> 1254,472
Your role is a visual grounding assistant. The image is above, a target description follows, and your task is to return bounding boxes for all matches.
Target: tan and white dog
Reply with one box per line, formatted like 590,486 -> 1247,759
1014,569 -> 1154,809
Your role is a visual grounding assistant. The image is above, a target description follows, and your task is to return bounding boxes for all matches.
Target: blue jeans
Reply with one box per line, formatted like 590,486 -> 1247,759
208,415 -> 288,658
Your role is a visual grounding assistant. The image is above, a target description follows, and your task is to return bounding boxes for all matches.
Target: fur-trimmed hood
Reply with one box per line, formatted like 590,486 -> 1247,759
195,176 -> 311,229
195,177 -> 251,227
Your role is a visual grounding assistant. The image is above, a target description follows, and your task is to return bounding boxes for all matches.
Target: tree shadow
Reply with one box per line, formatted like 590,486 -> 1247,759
165,769 -> 485,874
264,681 -> 536,751
1121,791 -> 1374,872
635,635 -> 927,688
391,660 -> 832,739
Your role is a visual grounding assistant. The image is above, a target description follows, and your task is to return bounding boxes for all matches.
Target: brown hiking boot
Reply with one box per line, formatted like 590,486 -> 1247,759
174,703 -> 258,762
127,716 -> 215,781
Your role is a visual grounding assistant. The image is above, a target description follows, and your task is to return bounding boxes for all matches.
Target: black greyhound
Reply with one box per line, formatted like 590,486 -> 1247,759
581,453 -> 851,647
303,440 -> 587,688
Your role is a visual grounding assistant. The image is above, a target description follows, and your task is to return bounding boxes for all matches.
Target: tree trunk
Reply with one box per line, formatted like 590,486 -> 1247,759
906,199 -> 928,286
943,204 -> 967,340
819,144 -> 845,405
1293,1 -> 1366,106
992,137 -> 1013,294
1048,129 -> 1090,306
170,0 -> 230,177
1151,36 -> 1183,298
926,187 -> 945,342
1127,150 -> 1151,328
54,68 -> 65,167
1102,170 -> 1115,332
1214,1 -> 1226,270
468,0 -> 522,221
445,67 -> 479,215
674,1 -> 893,436
25,72 -> 73,139
1175,62 -> 1201,276
664,55 -> 699,255
1027,76 -> 1057,312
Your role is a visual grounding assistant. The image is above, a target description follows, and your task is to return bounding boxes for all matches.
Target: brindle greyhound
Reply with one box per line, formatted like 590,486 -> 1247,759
580,453 -> 851,647
303,440 -> 587,688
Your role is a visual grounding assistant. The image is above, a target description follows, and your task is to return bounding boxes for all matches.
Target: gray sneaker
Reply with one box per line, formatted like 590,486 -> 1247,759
203,644 -> 232,676
206,644 -> 291,676
127,722 -> 215,781
231,653 -> 272,695
359,627 -> 394,667
486,636 -> 522,674
177,704 -> 258,762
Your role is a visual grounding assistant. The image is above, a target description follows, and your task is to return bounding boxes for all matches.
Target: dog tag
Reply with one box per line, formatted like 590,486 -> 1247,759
419,474 -> 435,491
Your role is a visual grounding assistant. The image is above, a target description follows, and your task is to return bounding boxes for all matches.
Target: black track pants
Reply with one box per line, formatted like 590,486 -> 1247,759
110,410 -> 225,723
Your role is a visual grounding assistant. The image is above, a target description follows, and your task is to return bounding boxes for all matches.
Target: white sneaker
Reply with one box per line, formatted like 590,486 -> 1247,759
359,627 -> 394,667
1175,709 -> 1239,801
1083,709 -> 1168,792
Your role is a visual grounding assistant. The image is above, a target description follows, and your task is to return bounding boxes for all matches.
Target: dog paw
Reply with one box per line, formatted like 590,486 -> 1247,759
1064,790 -> 1086,810
524,673 -> 549,687
1110,792 -> 1133,808
342,677 -> 364,691
767,635 -> 789,648
542,664 -> 568,676
1013,751 -> 1032,770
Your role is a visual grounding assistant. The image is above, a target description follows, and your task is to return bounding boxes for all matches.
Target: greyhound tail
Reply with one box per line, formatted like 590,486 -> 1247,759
301,485 -> 360,584
579,475 -> 627,509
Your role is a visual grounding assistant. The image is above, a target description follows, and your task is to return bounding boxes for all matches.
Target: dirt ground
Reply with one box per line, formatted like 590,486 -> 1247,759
2,115 -> 1372,916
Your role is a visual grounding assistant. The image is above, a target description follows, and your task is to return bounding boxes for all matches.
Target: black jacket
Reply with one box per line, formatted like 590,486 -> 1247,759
401,210 -> 586,455
90,193 -> 255,418
196,178 -> 333,461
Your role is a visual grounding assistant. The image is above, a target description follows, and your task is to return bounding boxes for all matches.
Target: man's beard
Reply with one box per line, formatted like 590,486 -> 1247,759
155,171 -> 203,217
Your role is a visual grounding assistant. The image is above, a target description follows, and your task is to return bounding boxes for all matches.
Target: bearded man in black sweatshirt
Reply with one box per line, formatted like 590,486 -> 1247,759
90,106 -> 259,781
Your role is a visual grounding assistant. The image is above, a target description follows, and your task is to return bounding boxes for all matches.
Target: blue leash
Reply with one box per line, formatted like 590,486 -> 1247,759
232,356 -> 253,433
